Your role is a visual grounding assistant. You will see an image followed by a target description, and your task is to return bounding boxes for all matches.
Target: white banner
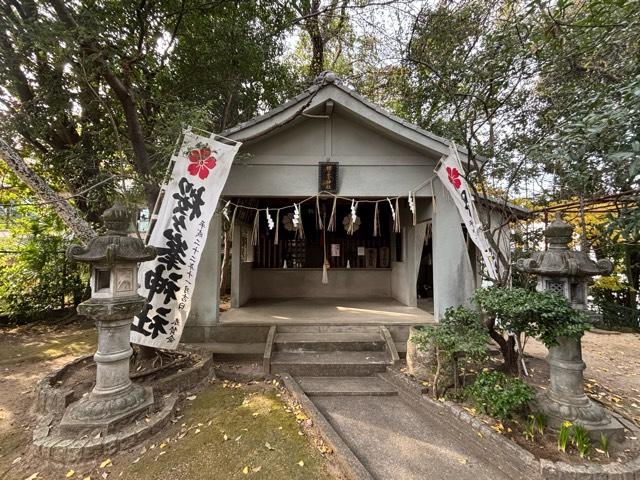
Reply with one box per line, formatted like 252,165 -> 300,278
131,130 -> 241,349
435,145 -> 499,281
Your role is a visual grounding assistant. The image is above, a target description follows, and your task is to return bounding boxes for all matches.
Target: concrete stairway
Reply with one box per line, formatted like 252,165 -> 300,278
196,322 -> 413,362
267,326 -> 398,377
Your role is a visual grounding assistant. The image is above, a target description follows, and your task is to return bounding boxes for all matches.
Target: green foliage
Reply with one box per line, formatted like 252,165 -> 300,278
465,370 -> 535,421
412,306 -> 489,363
599,433 -> 610,458
473,287 -> 591,348
557,421 -> 572,453
0,0 -> 301,217
0,205 -> 86,317
571,424 -> 591,459
523,417 -> 536,442
556,421 -> 592,457
532,412 -> 547,436
412,307 -> 489,397
591,276 -> 639,330
523,412 -> 548,442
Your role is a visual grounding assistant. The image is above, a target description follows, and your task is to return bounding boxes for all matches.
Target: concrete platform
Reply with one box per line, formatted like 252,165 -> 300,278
220,297 -> 435,325
297,376 -> 398,396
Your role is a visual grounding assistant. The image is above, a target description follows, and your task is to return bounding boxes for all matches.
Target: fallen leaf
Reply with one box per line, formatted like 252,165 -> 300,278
298,460 -> 305,467
25,474 -> 39,480
99,458 -> 112,468
235,435 -> 242,442
265,442 -> 274,450
66,470 -> 75,478
491,423 -> 505,433
132,457 -> 141,464
186,395 -> 197,401
242,466 -> 249,474
11,457 -> 21,465
458,458 -> 468,465
223,434 -> 229,441
195,429 -> 201,434
252,466 -> 262,473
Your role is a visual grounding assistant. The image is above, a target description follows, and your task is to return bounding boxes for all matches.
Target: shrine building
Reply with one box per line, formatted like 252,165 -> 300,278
180,72 -> 526,350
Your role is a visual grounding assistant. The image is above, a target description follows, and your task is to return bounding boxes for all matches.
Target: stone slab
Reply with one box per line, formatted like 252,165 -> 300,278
270,351 -> 390,376
297,376 -> 399,396
274,332 -> 386,351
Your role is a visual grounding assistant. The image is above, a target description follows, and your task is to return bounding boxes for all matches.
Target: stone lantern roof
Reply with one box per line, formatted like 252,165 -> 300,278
515,213 -> 612,278
67,201 -> 156,265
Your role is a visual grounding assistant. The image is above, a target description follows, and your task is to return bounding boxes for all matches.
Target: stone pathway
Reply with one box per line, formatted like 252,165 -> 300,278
295,374 -> 537,480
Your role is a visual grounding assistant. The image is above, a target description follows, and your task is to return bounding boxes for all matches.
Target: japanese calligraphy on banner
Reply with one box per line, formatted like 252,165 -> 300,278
435,145 -> 499,281
130,130 -> 241,349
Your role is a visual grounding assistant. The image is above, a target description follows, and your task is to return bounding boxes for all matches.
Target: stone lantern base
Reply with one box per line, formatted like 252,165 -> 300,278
534,392 -> 624,441
60,383 -> 153,435
57,295 -> 155,435
536,337 -> 624,441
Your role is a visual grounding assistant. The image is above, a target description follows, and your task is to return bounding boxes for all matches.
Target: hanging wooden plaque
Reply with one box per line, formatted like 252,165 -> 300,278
318,162 -> 338,193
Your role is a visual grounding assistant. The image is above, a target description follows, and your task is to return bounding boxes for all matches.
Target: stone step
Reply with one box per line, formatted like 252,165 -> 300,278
199,342 -> 264,360
270,351 -> 390,376
274,332 -> 386,352
276,325 -> 383,333
296,376 -> 398,396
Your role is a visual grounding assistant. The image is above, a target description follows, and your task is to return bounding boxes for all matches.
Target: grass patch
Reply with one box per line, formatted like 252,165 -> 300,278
123,382 -> 334,480
0,327 -> 96,365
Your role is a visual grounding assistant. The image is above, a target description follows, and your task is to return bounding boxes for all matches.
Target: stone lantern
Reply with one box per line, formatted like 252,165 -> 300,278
515,213 -> 623,439
61,202 -> 157,434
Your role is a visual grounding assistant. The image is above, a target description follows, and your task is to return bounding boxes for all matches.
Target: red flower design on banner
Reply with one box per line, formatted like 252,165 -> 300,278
446,166 -> 462,189
187,148 -> 216,180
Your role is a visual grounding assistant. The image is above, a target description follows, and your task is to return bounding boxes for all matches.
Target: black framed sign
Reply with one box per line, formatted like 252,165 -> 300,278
318,162 -> 338,193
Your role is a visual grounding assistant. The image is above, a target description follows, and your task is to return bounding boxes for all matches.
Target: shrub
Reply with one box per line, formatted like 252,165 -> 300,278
473,287 -> 592,375
412,306 -> 489,397
412,306 -> 489,362
466,370 -> 535,421
591,276 -> 639,331
474,287 -> 591,348
0,227 -> 86,317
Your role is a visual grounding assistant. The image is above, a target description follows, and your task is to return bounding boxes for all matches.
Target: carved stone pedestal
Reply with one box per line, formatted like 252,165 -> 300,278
536,337 -> 624,440
60,297 -> 153,434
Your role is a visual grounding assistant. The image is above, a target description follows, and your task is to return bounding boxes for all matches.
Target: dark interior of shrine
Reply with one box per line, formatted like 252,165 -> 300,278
240,197 -> 401,269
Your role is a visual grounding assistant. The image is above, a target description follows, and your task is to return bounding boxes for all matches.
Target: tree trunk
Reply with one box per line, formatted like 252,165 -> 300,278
432,347 -> 441,399
0,138 -> 96,244
305,0 -> 324,79
483,312 -> 518,372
